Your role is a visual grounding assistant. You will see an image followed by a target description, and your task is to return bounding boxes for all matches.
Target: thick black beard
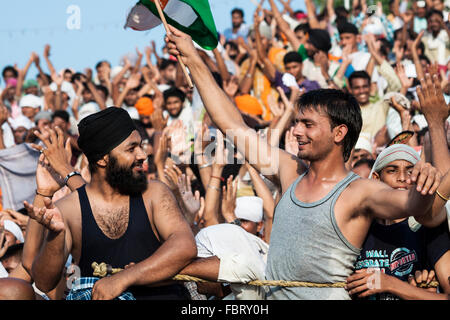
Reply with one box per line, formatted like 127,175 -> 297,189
105,155 -> 148,196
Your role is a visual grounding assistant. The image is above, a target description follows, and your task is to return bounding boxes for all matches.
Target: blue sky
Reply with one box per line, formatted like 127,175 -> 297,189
0,0 -> 306,82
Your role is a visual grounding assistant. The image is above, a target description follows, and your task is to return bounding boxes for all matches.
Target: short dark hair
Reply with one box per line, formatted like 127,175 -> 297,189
426,9 -> 443,20
283,51 -> 303,65
2,66 -> 18,79
353,158 -> 375,169
231,8 -> 244,17
348,71 -> 371,88
158,58 -> 177,71
52,110 -> 70,123
96,84 -> 109,98
0,243 -> 23,261
294,23 -> 310,34
163,87 -> 186,102
95,60 -> 111,70
297,89 -> 362,162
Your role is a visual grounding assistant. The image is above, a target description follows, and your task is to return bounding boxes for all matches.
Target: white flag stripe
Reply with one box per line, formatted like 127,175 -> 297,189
164,0 -> 197,27
126,3 -> 161,30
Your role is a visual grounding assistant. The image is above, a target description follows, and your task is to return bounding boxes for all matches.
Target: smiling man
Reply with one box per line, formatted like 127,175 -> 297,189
165,25 -> 449,299
25,107 -> 197,300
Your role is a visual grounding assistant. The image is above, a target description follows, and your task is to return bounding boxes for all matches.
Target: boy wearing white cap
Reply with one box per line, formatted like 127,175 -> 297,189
346,144 -> 450,300
19,94 -> 42,123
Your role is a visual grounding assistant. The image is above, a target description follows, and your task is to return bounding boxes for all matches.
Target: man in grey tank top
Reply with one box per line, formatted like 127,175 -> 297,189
165,29 -> 449,299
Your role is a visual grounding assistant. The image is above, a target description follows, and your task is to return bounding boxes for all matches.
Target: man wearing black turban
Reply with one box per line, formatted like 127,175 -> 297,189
25,107 -> 197,300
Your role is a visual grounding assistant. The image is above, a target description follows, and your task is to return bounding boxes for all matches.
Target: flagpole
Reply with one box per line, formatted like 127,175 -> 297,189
154,0 -> 194,88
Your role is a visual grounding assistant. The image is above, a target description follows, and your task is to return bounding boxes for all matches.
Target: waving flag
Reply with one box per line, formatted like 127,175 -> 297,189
125,0 -> 218,50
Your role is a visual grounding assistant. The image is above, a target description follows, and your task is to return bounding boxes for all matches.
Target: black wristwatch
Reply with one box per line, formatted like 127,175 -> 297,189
229,218 -> 242,226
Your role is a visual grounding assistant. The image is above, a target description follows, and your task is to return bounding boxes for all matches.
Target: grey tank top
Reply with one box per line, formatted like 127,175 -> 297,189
265,171 -> 361,300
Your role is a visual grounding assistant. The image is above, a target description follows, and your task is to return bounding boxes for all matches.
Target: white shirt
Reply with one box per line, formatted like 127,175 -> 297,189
195,223 -> 269,300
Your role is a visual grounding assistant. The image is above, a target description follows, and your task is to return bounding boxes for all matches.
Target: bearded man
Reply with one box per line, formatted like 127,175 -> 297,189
25,107 -> 197,300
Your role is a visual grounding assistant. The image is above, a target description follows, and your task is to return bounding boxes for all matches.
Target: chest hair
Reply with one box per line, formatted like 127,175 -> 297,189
92,205 -> 129,240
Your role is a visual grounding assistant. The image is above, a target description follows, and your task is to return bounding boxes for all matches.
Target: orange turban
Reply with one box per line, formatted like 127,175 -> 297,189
135,97 -> 154,116
234,94 -> 263,116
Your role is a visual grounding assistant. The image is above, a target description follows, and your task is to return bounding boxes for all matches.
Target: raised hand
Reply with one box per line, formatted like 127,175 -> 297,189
150,108 -> 168,131
407,160 -> 441,195
125,73 -> 141,89
285,126 -> 299,156
416,73 -> 449,124
221,175 -> 238,222
177,174 -> 201,217
44,44 -> 51,58
31,126 -> 73,179
23,198 -> 65,233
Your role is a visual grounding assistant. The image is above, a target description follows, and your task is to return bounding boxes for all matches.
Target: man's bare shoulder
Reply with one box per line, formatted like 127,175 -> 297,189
53,188 -> 81,218
143,179 -> 173,199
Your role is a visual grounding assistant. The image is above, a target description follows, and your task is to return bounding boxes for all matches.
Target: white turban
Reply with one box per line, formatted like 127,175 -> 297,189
19,94 -> 42,109
3,220 -> 24,243
234,196 -> 263,223
369,144 -> 420,179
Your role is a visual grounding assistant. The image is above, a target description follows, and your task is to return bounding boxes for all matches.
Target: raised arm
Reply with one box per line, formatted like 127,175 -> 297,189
360,160 -> 447,227
254,10 -> 277,82
43,44 -> 56,76
268,0 -> 301,52
166,25 -> 303,184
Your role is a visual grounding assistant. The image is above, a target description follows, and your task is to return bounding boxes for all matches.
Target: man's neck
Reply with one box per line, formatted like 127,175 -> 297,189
87,174 -> 128,202
305,154 -> 349,183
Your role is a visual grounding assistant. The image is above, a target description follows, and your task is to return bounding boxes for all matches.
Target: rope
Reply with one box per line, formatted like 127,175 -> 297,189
91,262 -> 439,289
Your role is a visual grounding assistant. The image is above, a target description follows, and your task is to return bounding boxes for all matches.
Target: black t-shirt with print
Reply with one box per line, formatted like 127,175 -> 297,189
355,219 -> 450,300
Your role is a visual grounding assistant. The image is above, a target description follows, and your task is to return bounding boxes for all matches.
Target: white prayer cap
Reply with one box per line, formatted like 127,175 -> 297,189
354,133 -> 373,154
234,196 -> 263,223
19,94 -> 42,109
3,220 -> 24,243
78,102 -> 99,122
9,115 -> 34,130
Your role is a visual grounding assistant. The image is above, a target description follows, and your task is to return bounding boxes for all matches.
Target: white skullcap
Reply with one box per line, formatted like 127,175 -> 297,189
3,220 -> 24,243
9,115 -> 34,130
412,114 -> 428,131
369,144 -> 420,179
78,102 -> 100,122
234,196 -> 263,223
19,94 -> 42,109
354,133 -> 373,154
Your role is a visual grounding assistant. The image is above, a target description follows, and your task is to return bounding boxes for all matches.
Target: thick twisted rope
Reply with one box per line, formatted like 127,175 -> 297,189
91,262 -> 439,288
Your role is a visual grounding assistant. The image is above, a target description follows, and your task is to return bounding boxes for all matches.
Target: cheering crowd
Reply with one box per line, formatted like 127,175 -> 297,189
0,0 -> 449,300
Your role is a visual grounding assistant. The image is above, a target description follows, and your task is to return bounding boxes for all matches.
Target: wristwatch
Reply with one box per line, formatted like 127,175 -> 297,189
229,218 -> 241,226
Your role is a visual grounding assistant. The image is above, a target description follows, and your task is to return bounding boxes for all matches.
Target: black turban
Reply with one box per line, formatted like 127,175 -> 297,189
337,22 -> 359,35
77,107 -> 137,161
308,29 -> 332,53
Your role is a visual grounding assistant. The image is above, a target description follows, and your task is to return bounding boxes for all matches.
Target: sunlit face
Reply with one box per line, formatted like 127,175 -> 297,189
161,64 -> 177,83
285,61 -> 303,81
339,33 -> 358,50
428,13 -> 443,33
351,149 -> 373,167
372,159 -> 415,190
349,78 -> 370,105
292,108 -> 336,161
231,12 -> 243,29
106,130 -> 148,195
165,96 -> 184,118
51,117 -> 69,133
295,30 -> 308,45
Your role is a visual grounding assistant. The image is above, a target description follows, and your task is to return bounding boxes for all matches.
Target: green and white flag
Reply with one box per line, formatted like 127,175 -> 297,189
125,0 -> 218,50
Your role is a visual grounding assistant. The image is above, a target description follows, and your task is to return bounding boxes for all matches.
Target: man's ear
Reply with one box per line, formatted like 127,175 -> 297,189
96,154 -> 109,168
371,171 -> 380,180
334,124 -> 348,144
